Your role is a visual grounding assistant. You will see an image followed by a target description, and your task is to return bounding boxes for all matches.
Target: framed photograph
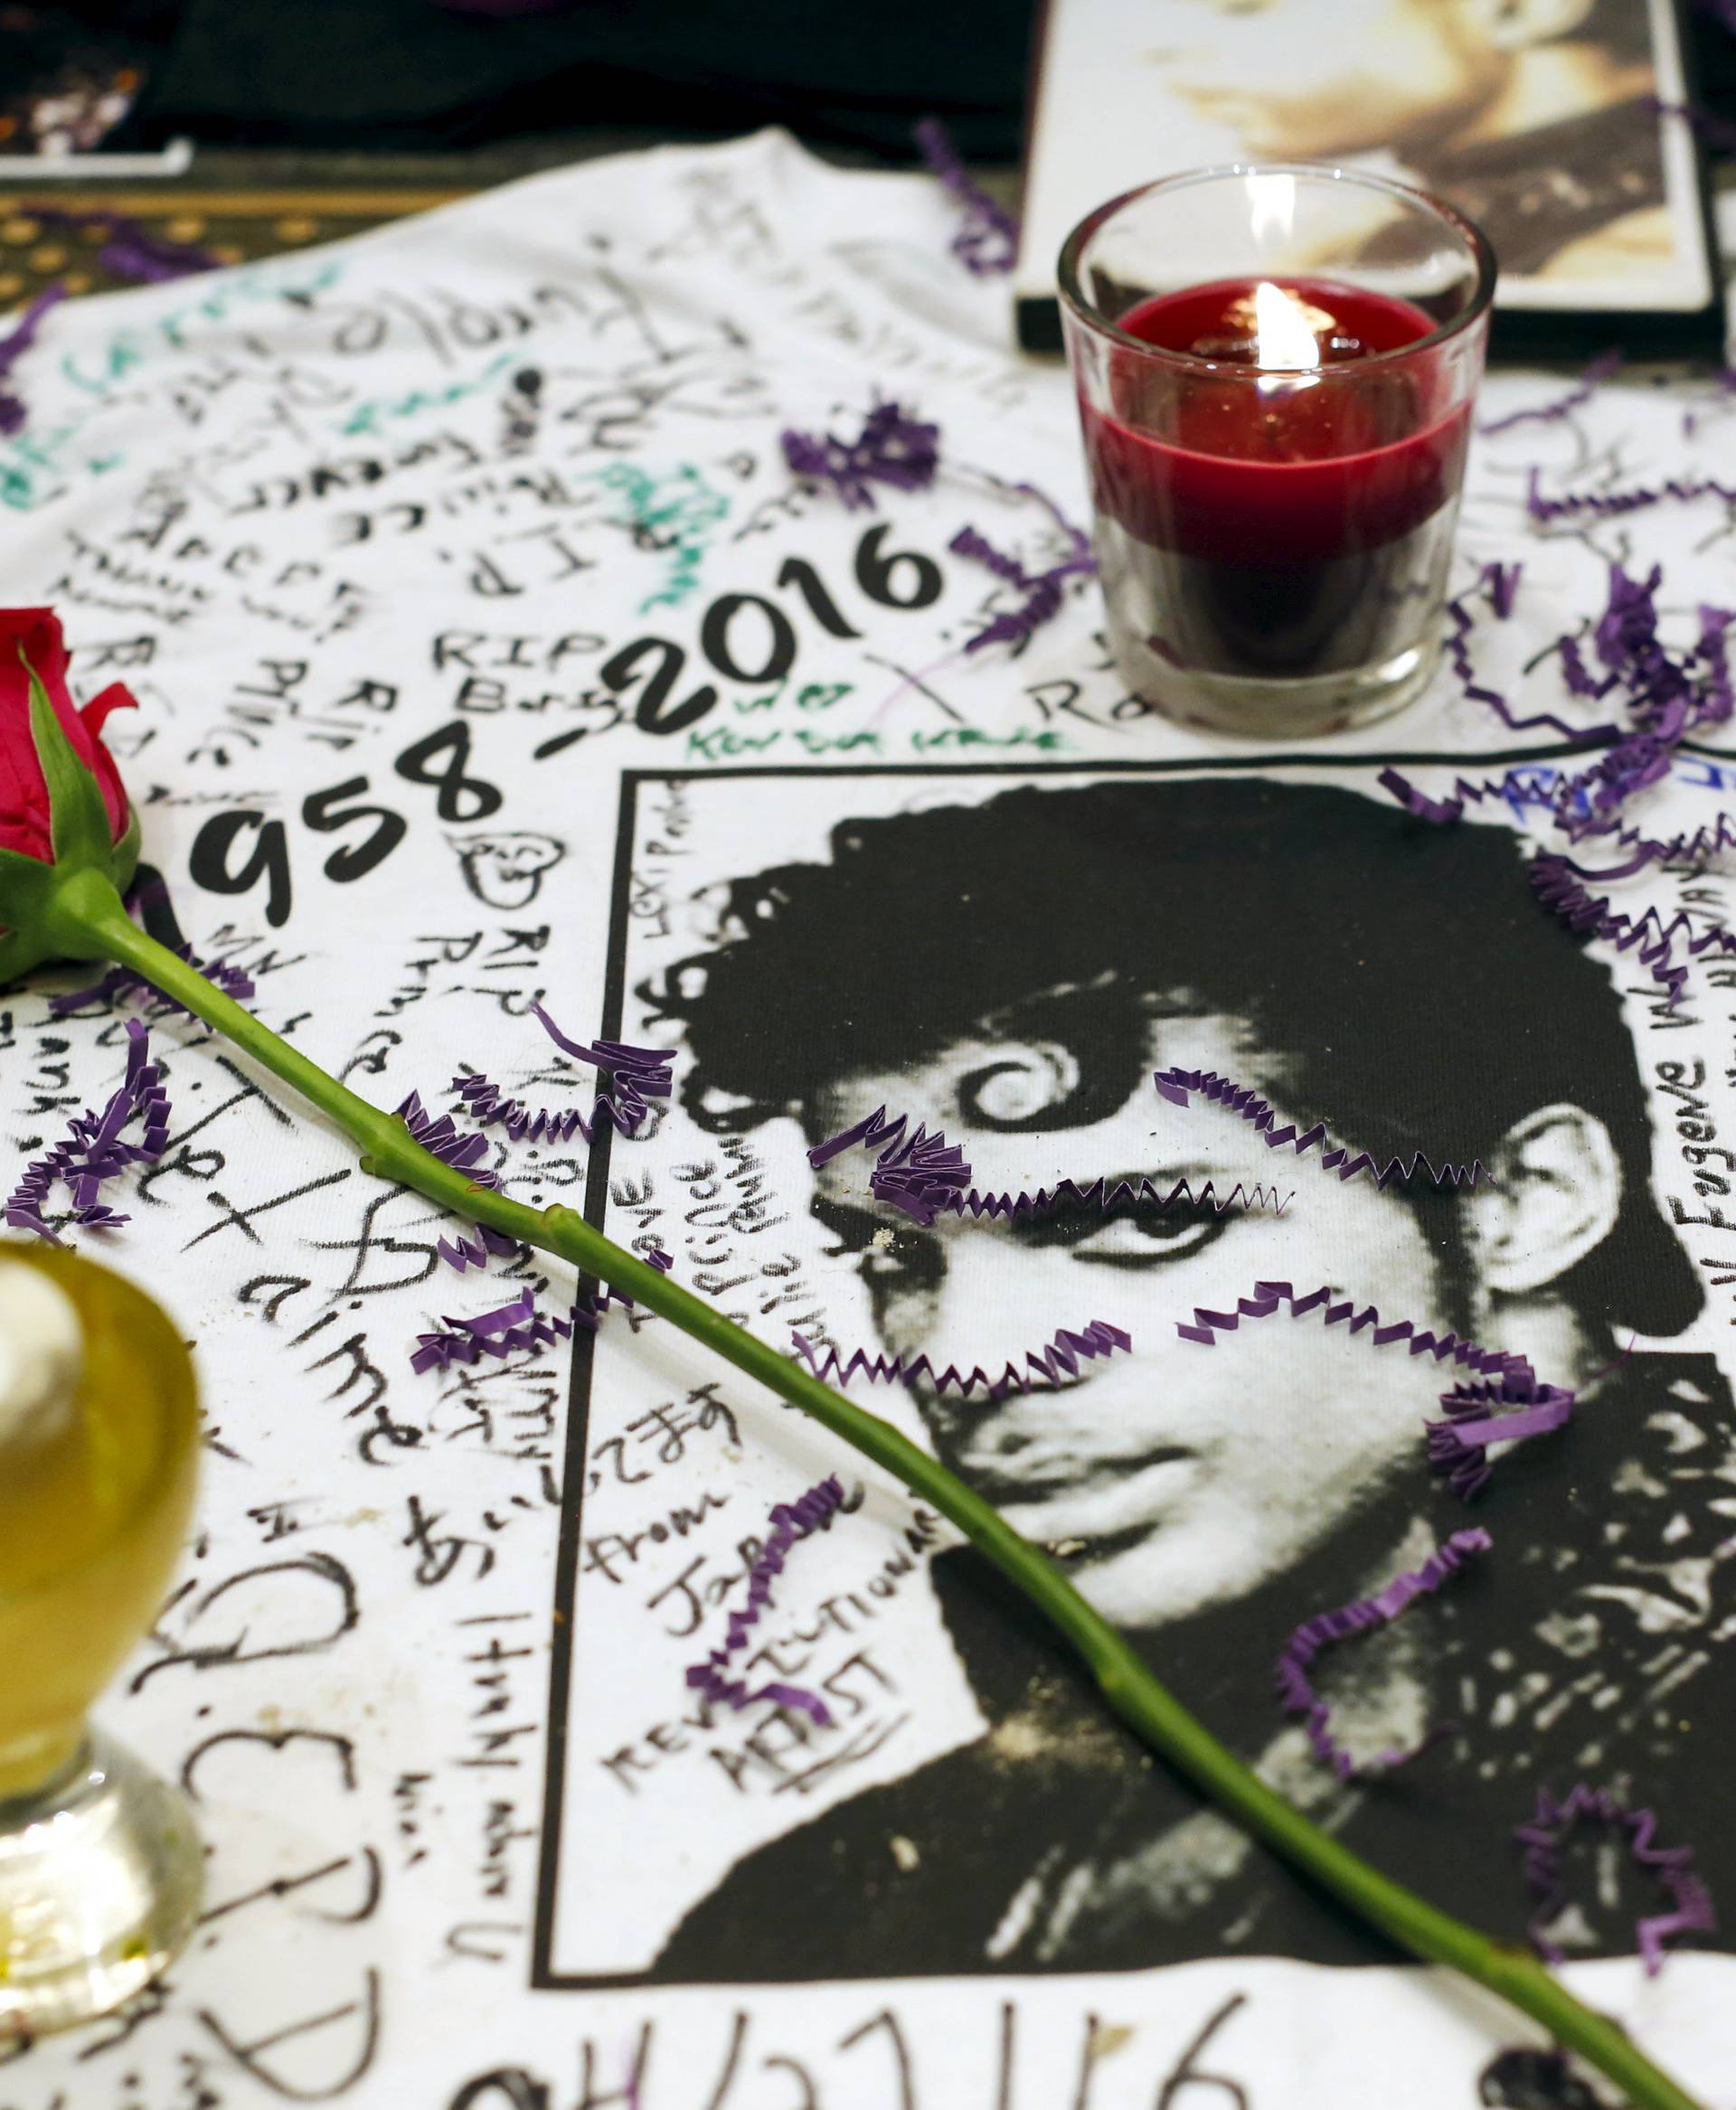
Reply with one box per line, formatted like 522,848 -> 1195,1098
1014,0 -> 1722,359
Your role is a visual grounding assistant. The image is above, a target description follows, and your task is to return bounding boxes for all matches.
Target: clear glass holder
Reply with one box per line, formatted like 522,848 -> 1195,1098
1099,616 -> 1443,742
0,1732 -> 203,2039
1059,163 -> 1495,740
0,1242 -> 203,2038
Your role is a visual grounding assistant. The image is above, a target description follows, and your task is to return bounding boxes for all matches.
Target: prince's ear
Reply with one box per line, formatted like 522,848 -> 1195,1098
1460,1102 -> 1622,1298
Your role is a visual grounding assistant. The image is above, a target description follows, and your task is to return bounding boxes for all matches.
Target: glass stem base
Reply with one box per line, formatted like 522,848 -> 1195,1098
0,1729 -> 203,2038
1111,624 -> 1444,739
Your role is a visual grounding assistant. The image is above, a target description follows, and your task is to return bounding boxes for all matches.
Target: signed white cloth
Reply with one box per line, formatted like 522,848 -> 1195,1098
3,131 -> 1736,2109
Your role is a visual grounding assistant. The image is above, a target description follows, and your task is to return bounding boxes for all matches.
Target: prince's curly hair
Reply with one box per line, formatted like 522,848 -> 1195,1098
645,776 -> 1699,1342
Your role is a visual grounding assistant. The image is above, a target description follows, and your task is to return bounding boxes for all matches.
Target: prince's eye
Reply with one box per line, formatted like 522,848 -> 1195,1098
1005,1186 -> 1242,1268
1070,1211 -> 1229,1269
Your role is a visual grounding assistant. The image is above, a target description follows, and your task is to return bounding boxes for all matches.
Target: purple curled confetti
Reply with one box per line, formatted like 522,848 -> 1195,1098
1528,464 -> 1736,524
1578,569 -> 1736,765
932,1174 -> 1291,1224
1381,748 -> 1661,843
1597,560 -> 1663,674
50,943 -> 256,1020
1383,569 -> 1736,926
1516,1784 -> 1715,1974
869,1125 -> 970,1220
686,1476 -> 852,1726
448,1015 -> 672,1149
1578,734 -> 1675,817
528,1005 -> 675,1087
454,1069 -> 650,1146
949,523 -> 1097,655
1176,1280 -> 1531,1386
1478,352 -> 1619,438
1514,574 -> 1736,936
913,118 -> 1020,277
22,203 -> 220,286
780,400 -> 940,513
705,1477 -> 848,1661
809,1104 -> 971,1222
98,230 -> 219,286
689,1670 -> 833,1727
1525,853 -> 1736,1011
792,1318 -> 1131,1400
1481,560 -> 1523,619
1378,764 -> 1546,828
1156,1067 -> 1487,1191
1554,842 -> 1686,884
1556,630 -> 1617,702
1277,1528 -> 1492,1779
396,1091 -> 502,1188
435,1223 -> 523,1275
5,1021 -> 171,1241
1699,603 -> 1735,727
409,1281 -> 642,1374
1333,552 -> 1721,873
529,1007 -> 673,1122
452,1072 -> 587,1144
1426,1373 -> 1576,1502
808,1103 -> 923,1168
1439,590 -> 1601,743
1586,562 -> 1712,767
0,282 -> 66,436
1561,807 -> 1736,881
430,1007 -> 679,1278
813,1107 -> 1288,1227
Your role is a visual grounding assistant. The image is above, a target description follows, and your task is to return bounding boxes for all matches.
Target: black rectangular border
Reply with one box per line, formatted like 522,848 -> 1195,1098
531,734 -> 1618,1992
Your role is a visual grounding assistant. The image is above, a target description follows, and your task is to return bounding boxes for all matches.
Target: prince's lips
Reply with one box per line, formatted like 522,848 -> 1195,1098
955,1444 -> 1194,1516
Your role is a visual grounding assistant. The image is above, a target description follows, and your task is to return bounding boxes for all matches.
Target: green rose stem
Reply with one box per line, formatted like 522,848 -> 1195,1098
23,863 -> 1704,2110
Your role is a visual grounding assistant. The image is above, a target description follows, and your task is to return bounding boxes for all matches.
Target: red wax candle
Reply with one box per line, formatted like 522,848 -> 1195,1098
1076,277 -> 1473,689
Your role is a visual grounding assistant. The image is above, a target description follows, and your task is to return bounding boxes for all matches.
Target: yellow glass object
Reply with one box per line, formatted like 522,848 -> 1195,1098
0,1239 -> 203,2034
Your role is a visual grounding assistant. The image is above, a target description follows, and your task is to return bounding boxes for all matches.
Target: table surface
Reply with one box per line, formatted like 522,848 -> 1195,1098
0,127 -> 1733,2110
0,138 -> 1022,309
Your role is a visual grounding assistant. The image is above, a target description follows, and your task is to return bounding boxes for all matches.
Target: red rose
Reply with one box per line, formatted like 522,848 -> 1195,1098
0,608 -> 136,863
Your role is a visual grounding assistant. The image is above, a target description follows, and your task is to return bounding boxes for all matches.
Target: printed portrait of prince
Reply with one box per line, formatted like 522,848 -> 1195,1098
638,777 -> 1734,1997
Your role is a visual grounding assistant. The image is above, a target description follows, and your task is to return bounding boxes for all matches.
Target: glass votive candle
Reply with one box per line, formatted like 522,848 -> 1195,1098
1060,164 -> 1495,739
0,1242 -> 203,2035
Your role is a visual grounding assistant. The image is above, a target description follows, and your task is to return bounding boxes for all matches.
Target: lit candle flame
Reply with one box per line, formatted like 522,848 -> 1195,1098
1250,280 -> 1325,371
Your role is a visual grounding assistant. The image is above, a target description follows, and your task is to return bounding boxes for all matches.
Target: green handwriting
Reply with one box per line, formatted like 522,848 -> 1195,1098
590,461 -> 730,614
338,352 -> 514,437
60,258 -> 346,395
683,721 -> 1059,764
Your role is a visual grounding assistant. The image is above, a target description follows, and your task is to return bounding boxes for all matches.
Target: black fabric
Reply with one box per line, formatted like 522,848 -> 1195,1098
1692,7 -> 1736,118
55,0 -> 1736,174
118,0 -> 1035,158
